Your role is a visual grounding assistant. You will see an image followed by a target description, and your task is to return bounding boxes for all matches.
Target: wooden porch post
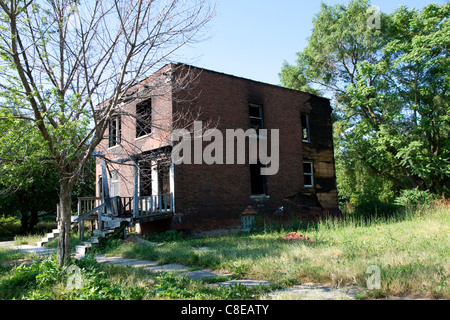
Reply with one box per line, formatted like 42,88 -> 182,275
133,158 -> 139,218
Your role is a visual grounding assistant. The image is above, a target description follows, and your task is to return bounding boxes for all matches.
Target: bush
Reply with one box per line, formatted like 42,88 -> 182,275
146,230 -> 184,243
352,200 -> 401,221
0,216 -> 21,240
0,255 -> 147,300
0,256 -> 64,299
395,188 -> 435,208
33,220 -> 58,235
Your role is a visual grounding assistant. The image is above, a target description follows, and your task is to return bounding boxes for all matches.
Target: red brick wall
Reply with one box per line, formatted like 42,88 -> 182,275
95,64 -> 340,235
170,65 -> 339,233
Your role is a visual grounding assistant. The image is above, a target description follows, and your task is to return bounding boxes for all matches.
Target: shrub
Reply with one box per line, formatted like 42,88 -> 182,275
395,188 -> 435,208
352,200 -> 401,221
0,216 -> 21,240
0,256 -> 64,299
146,230 -> 184,243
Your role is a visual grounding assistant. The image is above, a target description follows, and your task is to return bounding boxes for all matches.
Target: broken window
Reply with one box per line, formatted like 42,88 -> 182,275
301,114 -> 310,142
249,104 -> 264,134
248,104 -> 267,195
303,161 -> 314,188
136,98 -> 152,138
109,115 -> 121,147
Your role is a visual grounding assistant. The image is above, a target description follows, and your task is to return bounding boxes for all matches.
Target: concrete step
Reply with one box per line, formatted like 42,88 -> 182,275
93,229 -> 114,237
36,229 -> 61,247
76,244 -> 90,255
46,233 -> 57,241
90,236 -> 99,244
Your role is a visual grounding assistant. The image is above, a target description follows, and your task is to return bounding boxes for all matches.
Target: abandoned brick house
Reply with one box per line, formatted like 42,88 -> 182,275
93,63 -> 340,235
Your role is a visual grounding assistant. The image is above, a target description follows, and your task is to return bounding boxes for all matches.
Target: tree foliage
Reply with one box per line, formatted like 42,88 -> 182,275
280,0 -> 450,203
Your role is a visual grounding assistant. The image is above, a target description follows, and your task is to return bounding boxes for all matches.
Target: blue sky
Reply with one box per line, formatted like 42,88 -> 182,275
174,0 -> 447,86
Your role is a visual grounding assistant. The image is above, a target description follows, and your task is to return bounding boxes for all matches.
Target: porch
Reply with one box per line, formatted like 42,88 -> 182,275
73,193 -> 174,240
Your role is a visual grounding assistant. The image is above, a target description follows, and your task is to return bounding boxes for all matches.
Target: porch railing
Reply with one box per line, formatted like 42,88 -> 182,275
75,193 -> 174,238
77,197 -> 102,217
136,193 -> 174,219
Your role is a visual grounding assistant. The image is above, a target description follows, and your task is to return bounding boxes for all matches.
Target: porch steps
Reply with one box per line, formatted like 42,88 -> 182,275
36,229 -> 60,248
73,228 -> 116,258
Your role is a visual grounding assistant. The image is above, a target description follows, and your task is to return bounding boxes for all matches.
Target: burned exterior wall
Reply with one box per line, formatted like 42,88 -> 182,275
301,96 -> 339,212
169,65 -> 341,234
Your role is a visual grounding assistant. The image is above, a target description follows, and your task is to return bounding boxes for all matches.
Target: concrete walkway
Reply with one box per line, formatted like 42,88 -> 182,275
1,241 -> 361,300
268,283 -> 361,300
0,241 -> 55,256
93,254 -> 361,300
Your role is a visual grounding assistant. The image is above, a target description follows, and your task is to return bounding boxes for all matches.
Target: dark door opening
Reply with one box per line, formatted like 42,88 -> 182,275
139,161 -> 152,197
157,161 -> 171,208
250,162 -> 267,195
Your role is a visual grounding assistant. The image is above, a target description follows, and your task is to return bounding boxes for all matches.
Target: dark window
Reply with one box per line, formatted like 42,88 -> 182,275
303,161 -> 314,187
249,104 -> 264,133
109,116 -> 121,147
136,98 -> 152,138
301,114 -> 310,142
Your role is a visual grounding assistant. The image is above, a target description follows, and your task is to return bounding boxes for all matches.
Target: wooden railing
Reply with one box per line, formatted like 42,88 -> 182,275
111,196 -> 133,217
136,193 -> 174,220
73,202 -> 106,241
77,197 -> 102,217
75,193 -> 174,239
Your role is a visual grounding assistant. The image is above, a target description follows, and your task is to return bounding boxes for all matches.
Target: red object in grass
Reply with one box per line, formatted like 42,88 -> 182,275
281,232 -> 313,242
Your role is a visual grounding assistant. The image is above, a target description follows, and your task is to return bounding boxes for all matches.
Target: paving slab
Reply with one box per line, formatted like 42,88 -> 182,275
268,283 -> 360,300
212,279 -> 271,288
144,263 -> 190,273
9,245 -> 55,256
120,260 -> 160,267
94,255 -> 159,267
95,256 -> 137,264
179,269 -> 232,280
0,241 -> 15,248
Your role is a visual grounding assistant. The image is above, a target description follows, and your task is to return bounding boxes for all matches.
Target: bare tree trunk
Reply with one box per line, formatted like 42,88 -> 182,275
57,179 -> 73,266
0,0 -> 216,267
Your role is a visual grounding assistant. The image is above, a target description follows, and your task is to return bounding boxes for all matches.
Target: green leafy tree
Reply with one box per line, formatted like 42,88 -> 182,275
0,109 -> 95,233
0,107 -> 59,233
281,0 -> 450,203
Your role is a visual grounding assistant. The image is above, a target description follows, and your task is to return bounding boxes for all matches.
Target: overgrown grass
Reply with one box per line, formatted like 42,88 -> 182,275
0,202 -> 448,300
108,201 -> 449,299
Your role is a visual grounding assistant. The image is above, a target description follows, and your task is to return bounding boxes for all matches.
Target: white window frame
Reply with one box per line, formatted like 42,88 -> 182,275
303,161 -> 314,188
110,170 -> 119,197
108,115 -> 121,148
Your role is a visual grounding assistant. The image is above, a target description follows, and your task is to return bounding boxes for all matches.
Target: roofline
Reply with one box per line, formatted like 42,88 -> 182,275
169,62 -> 330,101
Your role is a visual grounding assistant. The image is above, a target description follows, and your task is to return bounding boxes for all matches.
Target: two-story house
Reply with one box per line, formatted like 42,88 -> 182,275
92,63 -> 340,236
